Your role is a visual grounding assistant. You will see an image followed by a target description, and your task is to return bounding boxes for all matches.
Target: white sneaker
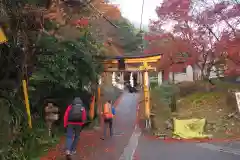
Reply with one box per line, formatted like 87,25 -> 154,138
65,150 -> 71,155
71,151 -> 77,155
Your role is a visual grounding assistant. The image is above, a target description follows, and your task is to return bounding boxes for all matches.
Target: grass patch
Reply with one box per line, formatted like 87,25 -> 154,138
27,124 -> 64,159
3,121 -> 63,160
30,133 -> 61,159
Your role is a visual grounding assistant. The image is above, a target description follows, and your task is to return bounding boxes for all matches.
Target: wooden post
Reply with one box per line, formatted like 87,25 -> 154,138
89,95 -> 95,120
97,76 -> 103,126
143,71 -> 150,119
0,27 -> 7,44
22,80 -> 32,128
138,62 -> 151,128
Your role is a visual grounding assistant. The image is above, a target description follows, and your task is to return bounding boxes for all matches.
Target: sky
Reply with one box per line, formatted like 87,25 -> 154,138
110,0 -> 161,28
109,0 -> 240,32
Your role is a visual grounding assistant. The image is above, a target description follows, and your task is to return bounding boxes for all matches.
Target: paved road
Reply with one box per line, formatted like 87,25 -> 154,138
87,92 -> 139,160
135,136 -> 240,160
116,92 -> 240,160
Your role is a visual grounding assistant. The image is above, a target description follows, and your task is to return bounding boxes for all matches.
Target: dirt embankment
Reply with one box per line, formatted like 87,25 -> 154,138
148,81 -> 240,139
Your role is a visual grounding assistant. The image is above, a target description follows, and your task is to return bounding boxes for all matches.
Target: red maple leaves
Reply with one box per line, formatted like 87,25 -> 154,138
145,0 -> 240,79
216,32 -> 240,76
71,18 -> 89,27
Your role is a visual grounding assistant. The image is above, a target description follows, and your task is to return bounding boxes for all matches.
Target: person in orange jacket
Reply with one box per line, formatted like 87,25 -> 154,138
101,100 -> 116,140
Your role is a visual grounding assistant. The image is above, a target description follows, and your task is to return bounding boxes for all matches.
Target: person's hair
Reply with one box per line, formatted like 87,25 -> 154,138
107,100 -> 112,103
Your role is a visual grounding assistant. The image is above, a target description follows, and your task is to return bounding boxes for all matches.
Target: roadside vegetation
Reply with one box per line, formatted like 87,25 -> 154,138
139,0 -> 240,139
149,80 -> 240,139
0,0 -> 130,159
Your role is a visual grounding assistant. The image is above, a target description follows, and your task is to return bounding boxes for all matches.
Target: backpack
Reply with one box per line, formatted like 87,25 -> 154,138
68,103 -> 84,122
103,102 -> 113,119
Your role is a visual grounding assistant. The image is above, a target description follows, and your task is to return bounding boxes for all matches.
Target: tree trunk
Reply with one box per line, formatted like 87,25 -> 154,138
172,73 -> 175,84
169,94 -> 177,112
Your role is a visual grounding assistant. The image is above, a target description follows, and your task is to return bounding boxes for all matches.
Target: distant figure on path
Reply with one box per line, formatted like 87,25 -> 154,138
101,100 -> 116,140
64,97 -> 87,156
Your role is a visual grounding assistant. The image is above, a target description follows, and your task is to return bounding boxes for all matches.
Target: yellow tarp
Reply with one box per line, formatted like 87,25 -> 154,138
173,118 -> 211,139
0,28 -> 7,44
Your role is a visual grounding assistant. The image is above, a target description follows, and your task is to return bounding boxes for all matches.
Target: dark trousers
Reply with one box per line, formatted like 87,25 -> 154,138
103,118 -> 113,137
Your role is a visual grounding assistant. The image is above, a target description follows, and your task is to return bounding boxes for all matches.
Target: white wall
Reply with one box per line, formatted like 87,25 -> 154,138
169,65 -> 194,83
168,64 -> 223,84
155,64 -> 229,86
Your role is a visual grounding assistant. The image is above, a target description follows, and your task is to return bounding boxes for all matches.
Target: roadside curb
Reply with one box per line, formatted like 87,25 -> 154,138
161,137 -> 240,143
132,93 -> 143,160
143,134 -> 240,143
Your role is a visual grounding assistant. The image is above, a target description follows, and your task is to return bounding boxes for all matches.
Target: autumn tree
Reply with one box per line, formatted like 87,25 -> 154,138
147,0 -> 240,80
144,32 -> 198,80
0,0 -> 120,158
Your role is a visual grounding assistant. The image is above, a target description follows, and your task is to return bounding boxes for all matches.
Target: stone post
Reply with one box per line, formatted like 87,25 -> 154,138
120,72 -> 124,90
112,72 -> 116,86
140,72 -> 143,87
157,72 -> 162,86
130,72 -> 134,87
137,72 -> 140,84
44,103 -> 59,137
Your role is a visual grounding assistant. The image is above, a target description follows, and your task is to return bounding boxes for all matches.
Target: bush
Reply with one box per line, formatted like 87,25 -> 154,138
177,81 -> 204,97
0,33 -> 103,160
0,103 -> 61,160
150,81 -> 158,89
152,82 -> 179,112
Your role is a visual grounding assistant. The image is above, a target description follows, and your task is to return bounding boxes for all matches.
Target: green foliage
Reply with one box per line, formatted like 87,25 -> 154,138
27,29 -> 104,116
2,121 -> 60,160
1,13 -> 104,160
31,34 -> 103,89
0,0 -> 111,159
113,18 -> 142,53
152,82 -> 179,106
150,81 -> 158,89
0,94 -> 60,160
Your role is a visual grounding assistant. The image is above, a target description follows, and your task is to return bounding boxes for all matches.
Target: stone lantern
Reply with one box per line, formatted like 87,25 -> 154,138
44,103 -> 59,137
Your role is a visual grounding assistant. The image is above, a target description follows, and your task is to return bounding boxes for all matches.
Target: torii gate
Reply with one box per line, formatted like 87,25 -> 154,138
97,53 -> 161,127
